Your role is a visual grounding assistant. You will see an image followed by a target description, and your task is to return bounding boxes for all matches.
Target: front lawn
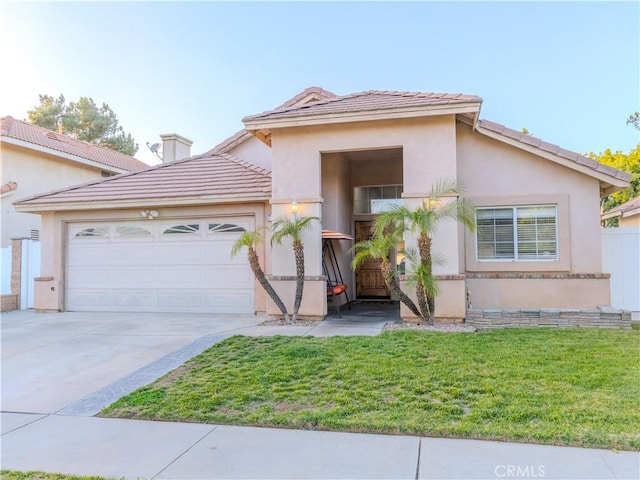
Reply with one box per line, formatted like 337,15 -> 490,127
101,329 -> 640,450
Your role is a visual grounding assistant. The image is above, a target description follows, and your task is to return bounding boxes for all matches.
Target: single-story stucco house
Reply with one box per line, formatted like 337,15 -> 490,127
13,87 -> 632,325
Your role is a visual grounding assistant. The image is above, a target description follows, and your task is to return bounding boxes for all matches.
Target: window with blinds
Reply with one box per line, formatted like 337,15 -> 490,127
476,205 -> 557,261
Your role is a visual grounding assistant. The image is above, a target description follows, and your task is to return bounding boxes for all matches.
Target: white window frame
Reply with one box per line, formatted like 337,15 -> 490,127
475,205 -> 559,262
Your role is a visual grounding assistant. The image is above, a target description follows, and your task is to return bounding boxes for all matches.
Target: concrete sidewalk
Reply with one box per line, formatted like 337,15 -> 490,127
2,412 -> 638,479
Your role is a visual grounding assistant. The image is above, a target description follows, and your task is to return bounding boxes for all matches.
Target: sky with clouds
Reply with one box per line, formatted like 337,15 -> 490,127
1,1 -> 638,166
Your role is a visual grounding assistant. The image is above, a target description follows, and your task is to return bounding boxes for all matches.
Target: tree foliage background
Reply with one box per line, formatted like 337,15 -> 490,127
27,94 -> 138,155
590,144 -> 640,223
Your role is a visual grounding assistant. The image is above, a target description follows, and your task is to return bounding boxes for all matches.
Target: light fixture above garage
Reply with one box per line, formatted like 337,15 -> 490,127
140,210 -> 159,220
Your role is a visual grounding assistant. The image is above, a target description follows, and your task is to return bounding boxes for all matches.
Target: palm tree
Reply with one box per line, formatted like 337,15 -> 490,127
231,230 -> 291,323
374,179 -> 475,322
271,215 -> 319,322
351,227 -> 424,320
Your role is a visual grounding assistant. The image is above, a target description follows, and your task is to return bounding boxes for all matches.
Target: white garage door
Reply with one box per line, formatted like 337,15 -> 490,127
66,218 -> 255,313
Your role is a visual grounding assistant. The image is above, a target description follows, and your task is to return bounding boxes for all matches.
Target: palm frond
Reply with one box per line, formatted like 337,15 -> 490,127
231,230 -> 263,258
270,215 -> 319,246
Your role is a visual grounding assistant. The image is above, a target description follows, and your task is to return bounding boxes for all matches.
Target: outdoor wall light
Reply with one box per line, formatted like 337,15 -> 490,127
140,210 -> 159,220
291,198 -> 299,218
426,197 -> 441,209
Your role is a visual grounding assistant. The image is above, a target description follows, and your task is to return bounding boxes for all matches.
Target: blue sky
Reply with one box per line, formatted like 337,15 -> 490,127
1,1 -> 638,166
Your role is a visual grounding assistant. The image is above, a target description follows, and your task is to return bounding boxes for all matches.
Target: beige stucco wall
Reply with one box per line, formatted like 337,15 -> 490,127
619,214 -> 640,228
269,116 -> 461,317
33,202 -> 270,313
227,135 -> 273,171
456,123 -> 610,309
1,143 -> 108,247
321,153 -> 353,305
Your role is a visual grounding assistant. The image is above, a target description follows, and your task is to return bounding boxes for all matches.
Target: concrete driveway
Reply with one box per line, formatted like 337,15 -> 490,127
1,310 -> 265,415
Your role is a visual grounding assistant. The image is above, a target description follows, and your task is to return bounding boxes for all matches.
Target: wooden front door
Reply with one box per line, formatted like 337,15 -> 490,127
355,221 -> 391,298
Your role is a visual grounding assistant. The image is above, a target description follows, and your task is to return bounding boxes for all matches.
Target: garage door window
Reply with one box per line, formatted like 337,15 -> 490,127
209,223 -> 246,233
75,226 -> 109,238
163,224 -> 200,235
116,225 -> 152,237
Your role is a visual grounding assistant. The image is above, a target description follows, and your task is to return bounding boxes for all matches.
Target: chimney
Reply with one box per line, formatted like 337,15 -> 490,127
57,117 -> 63,135
160,133 -> 193,163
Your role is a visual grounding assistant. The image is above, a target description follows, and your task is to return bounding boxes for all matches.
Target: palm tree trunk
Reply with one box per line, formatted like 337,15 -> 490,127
418,233 -> 436,322
380,260 -> 424,321
292,239 -> 305,322
248,246 -> 291,323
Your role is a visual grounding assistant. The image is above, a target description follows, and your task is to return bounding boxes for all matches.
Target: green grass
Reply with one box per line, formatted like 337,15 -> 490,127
0,472 -> 113,480
101,329 -> 640,451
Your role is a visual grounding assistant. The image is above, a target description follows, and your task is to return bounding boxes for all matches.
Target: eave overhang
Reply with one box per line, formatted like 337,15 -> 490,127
14,191 -> 272,214
244,102 -> 482,147
1,136 -> 132,174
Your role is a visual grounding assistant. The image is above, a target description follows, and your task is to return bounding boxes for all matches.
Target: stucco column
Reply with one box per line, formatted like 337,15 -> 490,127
399,116 -> 466,320
33,212 -> 62,312
267,199 -> 326,319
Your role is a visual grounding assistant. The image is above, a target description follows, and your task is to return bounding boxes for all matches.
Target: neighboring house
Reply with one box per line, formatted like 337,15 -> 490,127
601,196 -> 640,227
1,116 -> 149,247
14,87 -> 631,323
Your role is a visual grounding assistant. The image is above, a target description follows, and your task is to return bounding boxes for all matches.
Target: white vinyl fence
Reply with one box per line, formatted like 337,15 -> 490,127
0,240 -> 40,309
601,227 -> 640,318
1,245 -> 11,295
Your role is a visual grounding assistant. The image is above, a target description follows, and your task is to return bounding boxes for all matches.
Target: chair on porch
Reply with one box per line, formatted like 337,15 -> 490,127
322,230 -> 353,317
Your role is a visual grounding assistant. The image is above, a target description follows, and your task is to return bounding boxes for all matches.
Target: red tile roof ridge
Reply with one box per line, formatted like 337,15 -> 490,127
207,129 -> 253,155
244,89 -> 483,122
275,86 -> 339,110
1,115 -> 148,172
477,119 -> 632,183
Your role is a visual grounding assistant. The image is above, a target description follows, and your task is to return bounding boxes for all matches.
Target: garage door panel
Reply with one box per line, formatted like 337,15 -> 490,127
203,292 -> 254,312
67,244 -> 111,266
203,241 -> 240,262
109,245 -> 158,265
204,266 -> 254,288
67,268 -> 126,289
67,218 -> 255,314
65,290 -> 112,309
108,268 -> 158,286
154,244 -> 206,264
153,267 -> 205,286
112,292 -> 157,309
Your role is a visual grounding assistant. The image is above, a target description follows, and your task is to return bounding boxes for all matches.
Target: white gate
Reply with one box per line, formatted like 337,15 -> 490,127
1,245 -> 11,295
601,227 -> 640,317
22,240 -> 41,309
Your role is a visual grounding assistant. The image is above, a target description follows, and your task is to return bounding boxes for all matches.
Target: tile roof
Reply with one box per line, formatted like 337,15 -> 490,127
273,86 -> 338,110
1,181 -> 18,194
207,129 -> 253,155
207,87 -> 339,156
601,196 -> 640,218
14,153 -> 272,207
243,90 -> 483,122
1,116 -> 148,173
476,119 -> 632,183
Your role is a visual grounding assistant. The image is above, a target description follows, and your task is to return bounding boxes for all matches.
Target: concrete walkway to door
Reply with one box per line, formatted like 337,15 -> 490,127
2,309 -> 638,479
